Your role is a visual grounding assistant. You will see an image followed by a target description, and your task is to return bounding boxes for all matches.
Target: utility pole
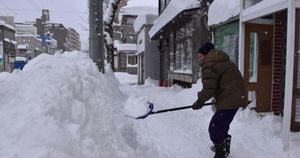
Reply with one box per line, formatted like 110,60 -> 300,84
42,9 -> 50,54
89,0 -> 105,73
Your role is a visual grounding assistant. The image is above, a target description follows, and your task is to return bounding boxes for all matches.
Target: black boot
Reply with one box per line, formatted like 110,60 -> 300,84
213,141 -> 227,158
225,135 -> 231,155
210,135 -> 231,156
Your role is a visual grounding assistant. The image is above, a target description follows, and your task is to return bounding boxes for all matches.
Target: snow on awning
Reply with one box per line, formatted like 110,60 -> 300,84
149,0 -> 200,39
119,6 -> 157,23
120,6 -> 157,16
133,14 -> 157,33
241,0 -> 288,22
115,43 -> 137,52
208,0 -> 240,26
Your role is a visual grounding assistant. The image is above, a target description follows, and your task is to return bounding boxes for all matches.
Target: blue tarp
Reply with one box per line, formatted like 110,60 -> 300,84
14,60 -> 26,70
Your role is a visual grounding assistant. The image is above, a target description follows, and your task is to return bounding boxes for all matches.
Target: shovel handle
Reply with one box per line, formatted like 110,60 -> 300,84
150,102 -> 214,115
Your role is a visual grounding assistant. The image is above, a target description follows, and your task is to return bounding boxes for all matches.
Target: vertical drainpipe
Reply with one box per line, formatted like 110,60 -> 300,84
239,0 -> 245,75
283,0 -> 296,151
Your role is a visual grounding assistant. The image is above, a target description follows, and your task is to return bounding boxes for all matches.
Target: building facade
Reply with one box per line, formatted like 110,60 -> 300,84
34,10 -> 79,53
15,23 -> 43,58
239,0 -> 299,132
208,0 -> 300,133
115,13 -> 138,74
66,27 -> 81,51
134,14 -> 160,84
0,17 -> 16,72
150,0 -> 210,87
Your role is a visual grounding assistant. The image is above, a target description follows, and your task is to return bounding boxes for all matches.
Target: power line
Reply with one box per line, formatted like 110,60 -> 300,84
26,0 -> 42,11
0,0 -> 18,16
0,13 -> 11,22
0,8 -> 88,15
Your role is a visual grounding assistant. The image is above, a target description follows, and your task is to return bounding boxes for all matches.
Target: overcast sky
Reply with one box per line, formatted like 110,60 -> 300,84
0,0 -> 157,51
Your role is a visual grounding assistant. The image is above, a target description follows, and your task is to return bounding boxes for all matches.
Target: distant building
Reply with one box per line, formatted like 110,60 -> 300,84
114,41 -> 137,74
113,2 -> 157,74
150,0 -> 209,87
66,27 -> 81,51
15,23 -> 43,58
134,14 -> 159,84
0,16 -> 16,72
34,9 -> 80,52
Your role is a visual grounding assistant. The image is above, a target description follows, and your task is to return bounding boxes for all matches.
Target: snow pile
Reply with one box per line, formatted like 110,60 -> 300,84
0,51 -> 299,158
114,43 -> 137,51
149,0 -> 200,38
208,0 -> 240,26
0,52 -> 136,158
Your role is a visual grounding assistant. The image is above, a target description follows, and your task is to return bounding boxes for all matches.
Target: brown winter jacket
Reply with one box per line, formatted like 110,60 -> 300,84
197,49 -> 248,110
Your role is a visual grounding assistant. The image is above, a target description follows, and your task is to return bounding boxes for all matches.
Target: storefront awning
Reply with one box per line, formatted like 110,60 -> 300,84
241,0 -> 288,22
149,0 -> 200,39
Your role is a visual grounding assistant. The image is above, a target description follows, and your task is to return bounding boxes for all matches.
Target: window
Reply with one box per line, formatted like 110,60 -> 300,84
169,32 -> 175,71
222,34 -> 239,65
126,17 -> 135,25
127,55 -> 137,65
171,22 -> 193,74
248,32 -> 258,82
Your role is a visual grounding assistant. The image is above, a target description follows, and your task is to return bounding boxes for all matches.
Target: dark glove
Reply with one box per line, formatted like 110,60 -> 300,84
192,99 -> 203,110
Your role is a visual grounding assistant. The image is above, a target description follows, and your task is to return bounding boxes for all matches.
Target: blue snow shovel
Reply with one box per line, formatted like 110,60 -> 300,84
133,102 -> 215,119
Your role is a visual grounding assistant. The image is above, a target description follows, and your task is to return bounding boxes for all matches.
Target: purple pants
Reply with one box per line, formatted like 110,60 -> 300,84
209,108 -> 239,144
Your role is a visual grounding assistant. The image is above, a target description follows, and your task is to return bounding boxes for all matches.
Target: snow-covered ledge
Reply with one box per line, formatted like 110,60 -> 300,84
208,0 -> 240,26
149,0 -> 200,39
241,0 -> 288,22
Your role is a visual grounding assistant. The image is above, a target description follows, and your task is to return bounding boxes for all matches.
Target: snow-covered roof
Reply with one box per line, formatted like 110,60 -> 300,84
115,43 -> 137,52
0,20 -> 15,31
133,14 -> 157,33
149,0 -> 200,39
126,0 -> 158,8
208,0 -> 240,26
121,6 -> 158,16
242,0 -> 288,22
16,34 -> 40,40
119,6 -> 157,22
4,38 -> 16,44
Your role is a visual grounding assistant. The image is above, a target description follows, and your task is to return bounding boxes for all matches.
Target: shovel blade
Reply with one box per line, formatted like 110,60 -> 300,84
135,102 -> 154,119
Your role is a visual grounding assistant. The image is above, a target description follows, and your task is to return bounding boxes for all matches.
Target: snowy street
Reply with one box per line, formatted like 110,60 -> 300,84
0,52 -> 299,158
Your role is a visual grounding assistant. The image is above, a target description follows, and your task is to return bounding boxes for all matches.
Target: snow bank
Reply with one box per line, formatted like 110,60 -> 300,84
0,51 -> 135,158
